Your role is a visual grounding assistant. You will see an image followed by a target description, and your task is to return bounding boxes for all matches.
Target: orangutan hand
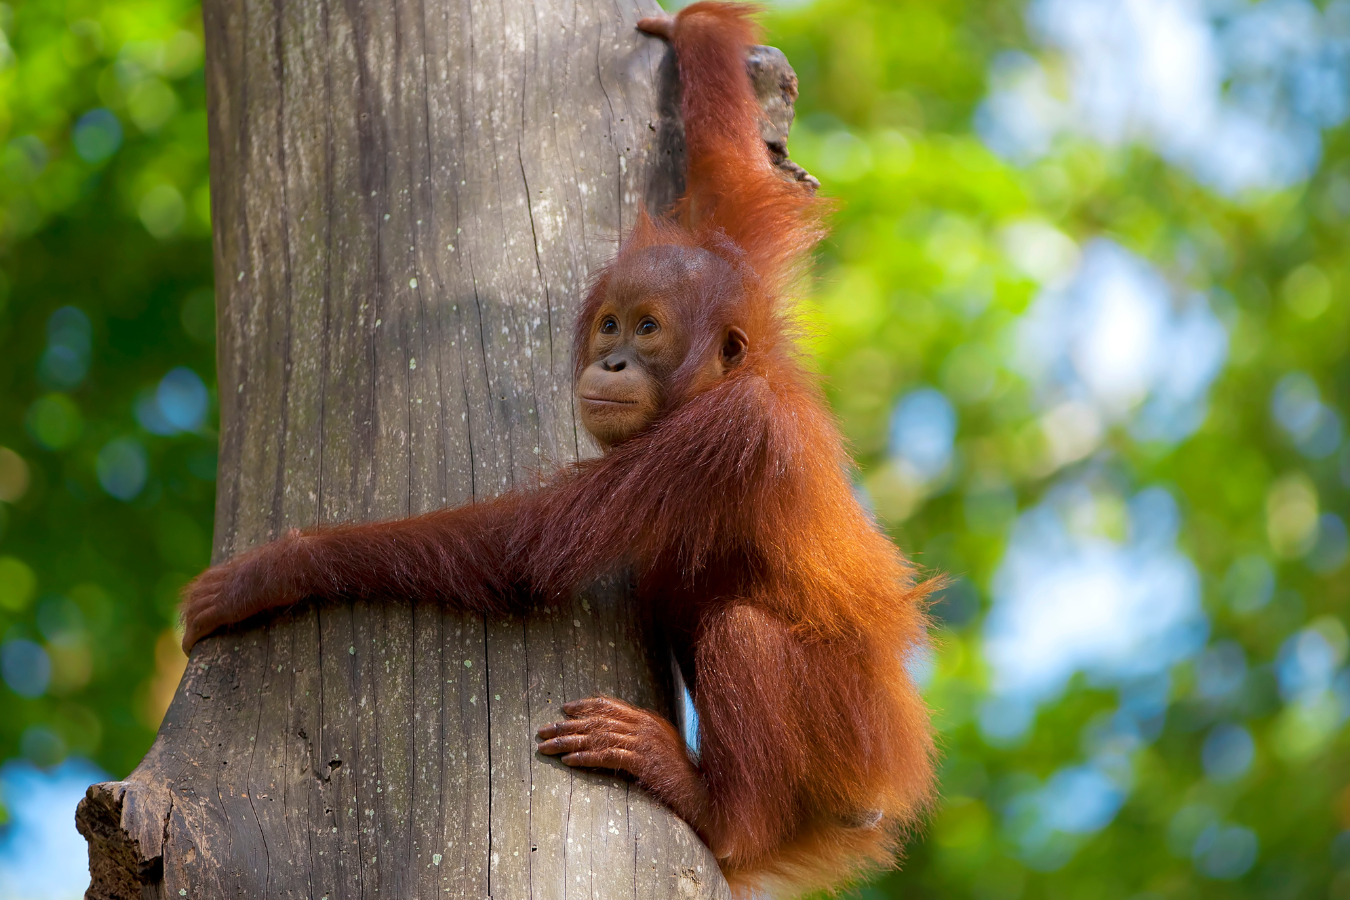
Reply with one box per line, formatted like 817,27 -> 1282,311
180,529 -> 309,652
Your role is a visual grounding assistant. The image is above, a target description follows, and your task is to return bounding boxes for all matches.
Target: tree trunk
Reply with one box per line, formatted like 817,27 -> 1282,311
77,0 -> 809,896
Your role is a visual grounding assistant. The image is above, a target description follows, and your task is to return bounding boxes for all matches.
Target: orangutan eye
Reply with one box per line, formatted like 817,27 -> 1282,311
636,318 -> 659,336
599,317 -> 619,335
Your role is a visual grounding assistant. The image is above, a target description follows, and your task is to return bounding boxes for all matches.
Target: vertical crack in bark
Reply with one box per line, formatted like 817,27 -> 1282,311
562,2 -> 586,463
523,618 -> 535,900
414,0 -> 450,509
519,0 -> 560,465
160,789 -> 175,883
482,616 -> 494,898
246,633 -> 275,890
594,16 -> 620,235
467,256 -> 492,502
517,146 -> 553,461
269,0 -> 297,544
352,0 -> 383,518
434,611 -> 448,900
312,610 -> 327,892
314,0 -> 335,527
444,13 -> 478,503
391,0 -> 416,523
461,0 -> 495,502
346,602 -> 368,900
406,610 -> 418,879
487,0 -> 518,488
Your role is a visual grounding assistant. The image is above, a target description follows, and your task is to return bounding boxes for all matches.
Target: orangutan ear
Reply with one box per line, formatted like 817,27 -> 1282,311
722,326 -> 749,368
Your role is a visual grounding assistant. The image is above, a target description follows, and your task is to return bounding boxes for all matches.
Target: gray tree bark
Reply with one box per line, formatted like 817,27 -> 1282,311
76,0 -> 810,897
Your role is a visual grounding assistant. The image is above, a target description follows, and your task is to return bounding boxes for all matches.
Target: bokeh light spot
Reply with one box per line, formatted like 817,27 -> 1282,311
35,595 -> 84,644
37,345 -> 87,390
817,130 -> 874,182
19,725 -> 64,767
127,78 -> 179,132
1194,640 -> 1247,701
135,386 -> 176,435
978,694 -> 1037,745
1308,513 -> 1349,574
1267,472 -> 1320,558
890,388 -> 957,481
941,344 -> 998,403
96,437 -> 149,501
46,307 -> 91,352
1276,622 -> 1346,702
37,306 -> 92,389
1193,824 -> 1259,880
24,394 -> 82,451
156,367 -> 209,432
138,184 -> 186,239
72,108 -> 123,163
0,447 -> 30,503
1223,555 -> 1275,614
1282,263 -> 1332,320
1272,372 -> 1343,459
1273,691 -> 1342,761
1,640 -> 51,698
1201,723 -> 1255,782
1041,765 -> 1125,833
1000,218 -> 1079,286
0,557 -> 37,613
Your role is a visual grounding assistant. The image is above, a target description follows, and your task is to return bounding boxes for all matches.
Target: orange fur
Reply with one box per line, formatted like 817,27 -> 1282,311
181,4 -> 934,895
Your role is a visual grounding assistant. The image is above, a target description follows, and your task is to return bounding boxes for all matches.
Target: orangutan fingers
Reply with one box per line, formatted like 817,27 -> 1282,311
537,718 -> 593,739
537,729 -> 643,756
561,697 -> 622,717
562,696 -> 645,721
537,716 -> 641,741
558,748 -> 642,772
537,734 -> 590,755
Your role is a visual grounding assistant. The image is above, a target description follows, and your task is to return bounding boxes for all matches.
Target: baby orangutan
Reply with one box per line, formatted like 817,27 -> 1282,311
181,3 -> 935,895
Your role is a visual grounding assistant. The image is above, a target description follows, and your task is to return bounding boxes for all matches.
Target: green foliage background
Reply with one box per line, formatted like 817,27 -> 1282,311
0,0 -> 1348,896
